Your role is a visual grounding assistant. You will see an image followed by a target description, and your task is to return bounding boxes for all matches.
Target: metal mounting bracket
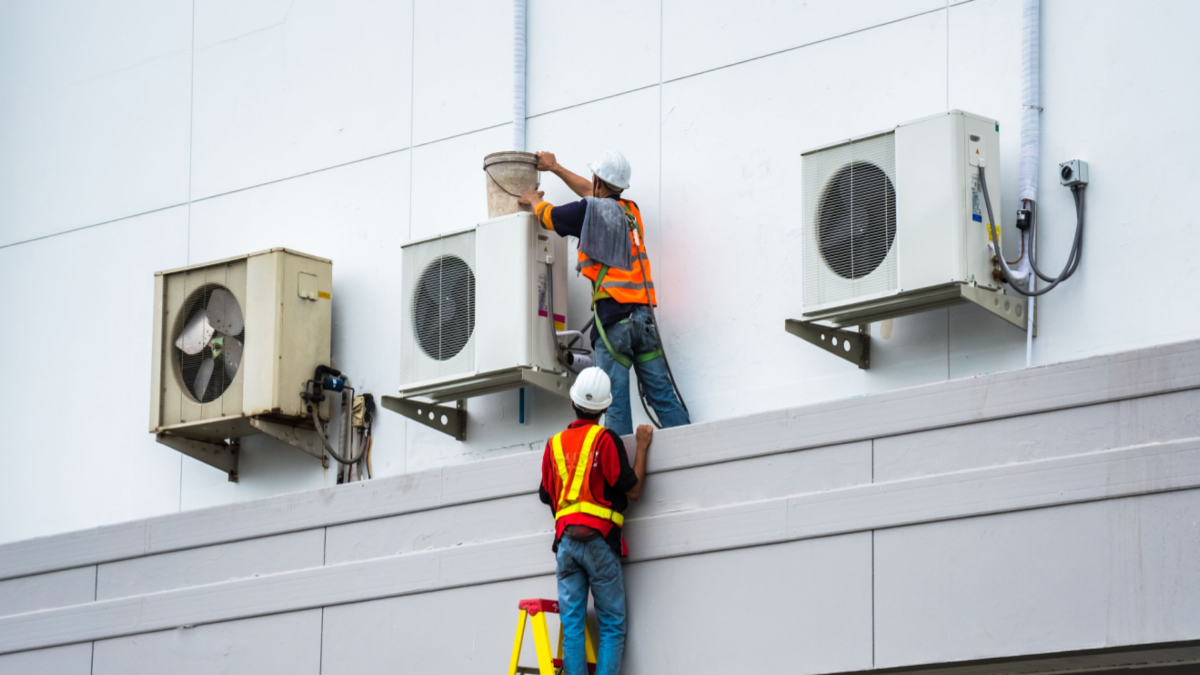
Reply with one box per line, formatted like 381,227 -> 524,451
381,396 -> 467,441
785,319 -> 871,369
249,418 -> 328,468
156,433 -> 240,482
520,367 -> 575,399
959,284 -> 1034,335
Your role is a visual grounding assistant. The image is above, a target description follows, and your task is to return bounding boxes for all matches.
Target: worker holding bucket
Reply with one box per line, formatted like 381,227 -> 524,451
519,150 -> 689,436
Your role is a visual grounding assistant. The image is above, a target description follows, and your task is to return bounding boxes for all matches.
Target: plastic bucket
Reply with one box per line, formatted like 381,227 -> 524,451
483,151 -> 539,218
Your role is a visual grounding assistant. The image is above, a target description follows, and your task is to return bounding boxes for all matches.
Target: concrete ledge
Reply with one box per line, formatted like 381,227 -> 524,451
2,437 -> 1198,655
2,339 -> 1199,582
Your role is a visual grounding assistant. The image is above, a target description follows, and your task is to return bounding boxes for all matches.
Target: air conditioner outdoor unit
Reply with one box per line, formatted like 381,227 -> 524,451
800,110 -> 1028,327
150,248 -> 333,476
396,212 -> 571,405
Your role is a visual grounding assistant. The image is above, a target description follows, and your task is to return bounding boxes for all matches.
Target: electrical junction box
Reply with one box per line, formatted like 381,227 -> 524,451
800,110 -> 1018,327
1059,159 -> 1089,187
150,248 -> 333,444
398,212 -> 570,402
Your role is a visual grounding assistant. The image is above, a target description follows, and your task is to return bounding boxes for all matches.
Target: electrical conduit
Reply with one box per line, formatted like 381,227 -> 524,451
1020,0 -> 1040,366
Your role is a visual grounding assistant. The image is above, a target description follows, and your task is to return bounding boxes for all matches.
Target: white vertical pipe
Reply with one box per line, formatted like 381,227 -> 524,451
512,0 -> 527,152
1020,0 -> 1040,367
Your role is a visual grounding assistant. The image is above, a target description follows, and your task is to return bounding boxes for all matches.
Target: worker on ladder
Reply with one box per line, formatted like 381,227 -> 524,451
519,150 -> 689,436
537,367 -> 651,675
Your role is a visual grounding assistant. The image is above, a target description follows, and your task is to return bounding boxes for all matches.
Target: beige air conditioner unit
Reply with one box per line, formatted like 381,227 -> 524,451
150,248 -> 333,479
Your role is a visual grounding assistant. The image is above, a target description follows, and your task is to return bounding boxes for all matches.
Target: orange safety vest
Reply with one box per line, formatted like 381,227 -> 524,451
578,200 -> 656,307
548,424 -> 625,529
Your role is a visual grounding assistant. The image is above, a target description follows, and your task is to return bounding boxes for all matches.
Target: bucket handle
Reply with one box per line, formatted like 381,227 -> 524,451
485,165 -> 540,199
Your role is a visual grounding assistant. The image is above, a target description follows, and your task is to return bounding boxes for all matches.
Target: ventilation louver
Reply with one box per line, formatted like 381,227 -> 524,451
401,229 -> 477,386
803,132 -> 898,310
413,255 -> 476,362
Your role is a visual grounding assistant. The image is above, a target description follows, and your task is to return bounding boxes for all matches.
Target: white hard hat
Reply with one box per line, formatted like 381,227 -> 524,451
569,367 -> 613,412
587,150 -> 631,190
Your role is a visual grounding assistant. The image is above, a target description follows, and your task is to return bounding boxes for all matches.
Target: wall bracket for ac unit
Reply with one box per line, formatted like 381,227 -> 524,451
784,320 -> 871,369
156,433 -> 240,482
787,283 -> 1033,368
959,284 -> 1033,335
384,366 -> 575,440
249,418 -> 329,468
381,396 -> 467,441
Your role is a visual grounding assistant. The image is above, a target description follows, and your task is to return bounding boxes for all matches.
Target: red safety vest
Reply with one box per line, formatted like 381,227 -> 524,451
548,424 -> 625,530
578,200 -> 656,307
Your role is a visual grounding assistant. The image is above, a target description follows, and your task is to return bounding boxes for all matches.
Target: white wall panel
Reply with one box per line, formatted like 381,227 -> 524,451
0,207 -> 188,546
0,643 -> 91,675
97,529 -> 324,600
875,490 -> 1200,668
875,388 -> 1200,482
526,0 -> 659,116
326,494 -> 547,566
624,533 -> 873,673
322,576 -> 555,675
662,0 -> 943,81
410,124 -> 511,241
93,609 -> 321,675
659,12 -> 948,424
190,0 -> 412,199
412,0 -> 512,144
185,151 -> 408,500
0,0 -> 191,247
0,566 -> 94,618
948,0 -> 1200,372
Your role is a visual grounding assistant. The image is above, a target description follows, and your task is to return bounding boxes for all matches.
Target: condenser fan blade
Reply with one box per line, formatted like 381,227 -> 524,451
206,288 -> 244,335
176,311 -> 215,355
222,335 -> 243,380
193,356 -> 215,399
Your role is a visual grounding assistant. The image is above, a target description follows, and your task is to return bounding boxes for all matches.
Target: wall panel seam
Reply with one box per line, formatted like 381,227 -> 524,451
3,340 -> 1200,580
2,438 -> 1197,655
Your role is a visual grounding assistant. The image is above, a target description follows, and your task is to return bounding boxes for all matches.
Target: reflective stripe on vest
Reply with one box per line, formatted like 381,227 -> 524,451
579,200 -> 655,306
555,502 -> 625,527
550,425 -> 624,527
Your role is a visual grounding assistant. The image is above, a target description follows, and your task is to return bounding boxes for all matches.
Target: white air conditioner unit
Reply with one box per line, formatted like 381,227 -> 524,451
800,110 -> 1023,327
397,212 -> 571,403
150,248 -> 333,476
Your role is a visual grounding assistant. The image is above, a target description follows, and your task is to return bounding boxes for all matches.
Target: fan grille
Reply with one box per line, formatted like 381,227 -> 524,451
414,255 -> 476,361
803,132 -> 898,309
401,230 -> 477,385
160,260 -> 248,425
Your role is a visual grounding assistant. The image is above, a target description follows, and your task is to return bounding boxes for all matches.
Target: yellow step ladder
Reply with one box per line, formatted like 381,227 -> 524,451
507,598 -> 597,675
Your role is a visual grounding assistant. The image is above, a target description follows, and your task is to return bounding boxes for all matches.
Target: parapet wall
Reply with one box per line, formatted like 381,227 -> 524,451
2,340 -> 1200,674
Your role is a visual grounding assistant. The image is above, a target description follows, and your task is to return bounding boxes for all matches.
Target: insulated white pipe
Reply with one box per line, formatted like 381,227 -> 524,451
512,0 -> 527,152
1019,0 -> 1040,204
1020,0 -> 1040,367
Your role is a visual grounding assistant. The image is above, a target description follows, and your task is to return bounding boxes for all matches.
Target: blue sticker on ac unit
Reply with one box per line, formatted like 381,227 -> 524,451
973,214 -> 982,222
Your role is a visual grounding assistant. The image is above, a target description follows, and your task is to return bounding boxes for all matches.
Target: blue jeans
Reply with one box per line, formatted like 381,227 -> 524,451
594,306 -> 691,436
557,537 -> 626,675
